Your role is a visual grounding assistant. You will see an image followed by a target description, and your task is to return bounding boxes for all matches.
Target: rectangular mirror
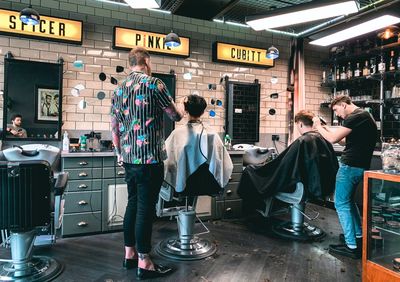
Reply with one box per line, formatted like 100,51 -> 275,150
2,57 -> 63,141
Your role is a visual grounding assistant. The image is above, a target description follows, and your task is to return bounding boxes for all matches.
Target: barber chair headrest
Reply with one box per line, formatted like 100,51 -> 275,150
2,144 -> 60,168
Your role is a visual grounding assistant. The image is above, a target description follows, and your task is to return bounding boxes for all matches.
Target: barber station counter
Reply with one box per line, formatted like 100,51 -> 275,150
60,150 -> 245,237
61,151 -> 126,237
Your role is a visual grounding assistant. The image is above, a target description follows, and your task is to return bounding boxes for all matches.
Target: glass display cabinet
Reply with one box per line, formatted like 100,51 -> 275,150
363,171 -> 400,282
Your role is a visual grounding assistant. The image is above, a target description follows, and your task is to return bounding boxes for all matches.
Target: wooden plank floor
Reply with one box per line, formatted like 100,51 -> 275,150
0,204 -> 361,282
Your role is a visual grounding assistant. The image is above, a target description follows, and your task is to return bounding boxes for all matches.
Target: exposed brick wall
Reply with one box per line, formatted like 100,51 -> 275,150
0,0 -> 328,143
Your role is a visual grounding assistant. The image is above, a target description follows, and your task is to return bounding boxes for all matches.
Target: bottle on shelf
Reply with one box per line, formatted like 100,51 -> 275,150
363,60 -> 370,76
389,50 -> 396,71
346,62 -> 353,79
336,67 -> 340,81
354,62 -> 361,77
397,51 -> 400,70
378,55 -> 386,73
322,70 -> 326,83
328,68 -> 334,82
340,66 -> 346,80
370,57 -> 377,75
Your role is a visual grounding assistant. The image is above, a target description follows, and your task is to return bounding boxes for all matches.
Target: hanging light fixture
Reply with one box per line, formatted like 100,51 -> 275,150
267,46 -> 279,59
19,1 -> 40,25
267,32 -> 279,60
165,14 -> 181,48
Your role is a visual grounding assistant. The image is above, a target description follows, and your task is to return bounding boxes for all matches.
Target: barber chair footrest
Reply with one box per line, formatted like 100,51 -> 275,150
156,236 -> 216,261
272,221 -> 325,242
0,256 -> 63,281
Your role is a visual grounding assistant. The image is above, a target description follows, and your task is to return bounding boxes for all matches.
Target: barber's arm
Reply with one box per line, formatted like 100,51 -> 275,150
155,79 -> 184,121
110,96 -> 122,164
312,117 -> 351,144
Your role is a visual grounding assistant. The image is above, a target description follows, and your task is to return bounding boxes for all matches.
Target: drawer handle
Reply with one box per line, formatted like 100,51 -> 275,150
79,161 -> 88,166
77,221 -> 88,227
226,190 -> 232,195
225,207 -> 232,212
117,171 -> 125,176
78,172 -> 88,177
78,184 -> 88,189
78,200 -> 88,206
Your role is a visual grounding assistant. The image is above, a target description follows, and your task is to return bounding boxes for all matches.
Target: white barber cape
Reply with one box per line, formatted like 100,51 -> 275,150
164,122 -> 233,193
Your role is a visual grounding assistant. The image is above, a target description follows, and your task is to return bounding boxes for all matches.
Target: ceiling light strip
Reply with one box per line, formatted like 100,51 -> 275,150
147,8 -> 171,14
247,1 -> 359,30
310,15 -> 400,46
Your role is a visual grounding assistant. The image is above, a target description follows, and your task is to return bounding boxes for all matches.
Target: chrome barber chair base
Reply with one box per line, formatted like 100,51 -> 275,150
272,221 -> 325,242
156,237 -> 216,261
0,256 -> 63,282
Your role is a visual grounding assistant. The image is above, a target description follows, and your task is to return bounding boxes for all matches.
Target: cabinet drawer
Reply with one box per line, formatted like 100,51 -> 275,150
64,168 -> 102,180
66,180 -> 102,192
232,163 -> 243,173
229,172 -> 242,182
215,199 -> 242,219
218,183 -> 240,200
103,167 -> 126,178
64,191 -> 102,213
230,155 -> 243,165
62,212 -> 101,236
62,157 -> 102,168
103,157 -> 117,167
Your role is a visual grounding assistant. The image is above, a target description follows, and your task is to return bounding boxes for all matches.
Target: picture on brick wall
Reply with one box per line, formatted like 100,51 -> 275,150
36,87 -> 59,122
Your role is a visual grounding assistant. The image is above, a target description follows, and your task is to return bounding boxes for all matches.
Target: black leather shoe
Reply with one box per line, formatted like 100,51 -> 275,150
339,234 -> 362,247
136,264 -> 172,280
123,258 -> 138,269
329,244 -> 361,259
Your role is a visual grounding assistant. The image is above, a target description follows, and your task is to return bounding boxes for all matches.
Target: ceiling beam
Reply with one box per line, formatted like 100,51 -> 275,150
213,0 -> 241,20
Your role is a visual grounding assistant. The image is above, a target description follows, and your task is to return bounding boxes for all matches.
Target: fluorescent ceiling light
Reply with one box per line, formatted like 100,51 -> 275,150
147,8 -> 171,14
123,0 -> 160,9
247,1 -> 359,30
213,19 -> 224,23
310,15 -> 400,46
225,21 -> 249,28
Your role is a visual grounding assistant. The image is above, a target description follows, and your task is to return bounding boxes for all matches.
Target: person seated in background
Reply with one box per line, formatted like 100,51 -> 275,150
238,110 -> 338,212
6,114 -> 27,138
164,94 -> 233,195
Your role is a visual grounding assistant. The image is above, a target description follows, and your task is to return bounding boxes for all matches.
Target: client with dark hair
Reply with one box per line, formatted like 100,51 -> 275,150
164,94 -> 233,195
238,110 -> 338,212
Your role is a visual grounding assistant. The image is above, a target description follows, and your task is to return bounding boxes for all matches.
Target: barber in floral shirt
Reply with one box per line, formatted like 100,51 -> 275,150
111,47 -> 183,280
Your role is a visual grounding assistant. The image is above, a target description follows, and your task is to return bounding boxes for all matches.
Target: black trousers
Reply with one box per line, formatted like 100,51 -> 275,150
123,162 -> 164,253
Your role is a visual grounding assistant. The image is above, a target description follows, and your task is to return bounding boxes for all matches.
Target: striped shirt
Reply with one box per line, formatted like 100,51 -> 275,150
111,71 -> 180,164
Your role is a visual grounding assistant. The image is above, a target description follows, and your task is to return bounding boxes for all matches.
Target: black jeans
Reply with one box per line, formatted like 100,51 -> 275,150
123,162 -> 164,253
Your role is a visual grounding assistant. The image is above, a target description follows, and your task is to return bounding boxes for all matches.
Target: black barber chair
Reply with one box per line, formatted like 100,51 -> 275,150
242,147 -> 325,241
0,145 -> 67,281
258,182 -> 324,241
156,163 -> 222,261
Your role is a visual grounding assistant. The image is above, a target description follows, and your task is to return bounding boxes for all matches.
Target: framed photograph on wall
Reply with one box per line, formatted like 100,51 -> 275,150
36,87 -> 60,122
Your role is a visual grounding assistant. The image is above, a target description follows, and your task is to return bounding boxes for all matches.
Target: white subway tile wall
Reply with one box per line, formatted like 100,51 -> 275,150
0,0 -> 329,137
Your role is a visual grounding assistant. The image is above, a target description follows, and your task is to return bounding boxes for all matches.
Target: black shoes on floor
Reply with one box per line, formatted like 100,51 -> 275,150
136,264 -> 173,280
330,234 -> 362,259
329,244 -> 361,259
123,258 -> 138,269
123,258 -> 172,280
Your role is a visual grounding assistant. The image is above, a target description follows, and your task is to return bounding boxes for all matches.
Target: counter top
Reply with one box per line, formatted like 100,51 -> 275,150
61,151 -> 115,157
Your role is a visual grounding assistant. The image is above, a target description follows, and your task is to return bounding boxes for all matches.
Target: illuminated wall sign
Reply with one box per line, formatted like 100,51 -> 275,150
0,9 -> 82,44
213,42 -> 274,68
113,27 -> 190,58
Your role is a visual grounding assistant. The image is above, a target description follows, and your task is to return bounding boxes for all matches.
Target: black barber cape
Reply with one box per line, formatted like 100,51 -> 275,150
238,131 -> 338,201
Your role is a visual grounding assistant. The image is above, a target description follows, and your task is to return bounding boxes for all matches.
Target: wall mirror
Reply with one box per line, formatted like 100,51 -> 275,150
2,55 -> 63,141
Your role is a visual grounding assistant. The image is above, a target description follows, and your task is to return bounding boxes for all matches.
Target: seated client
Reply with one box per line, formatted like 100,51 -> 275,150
164,94 -> 233,195
238,110 -> 339,211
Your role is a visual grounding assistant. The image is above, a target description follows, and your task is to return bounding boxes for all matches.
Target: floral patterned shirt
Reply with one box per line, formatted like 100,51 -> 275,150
111,71 -> 181,164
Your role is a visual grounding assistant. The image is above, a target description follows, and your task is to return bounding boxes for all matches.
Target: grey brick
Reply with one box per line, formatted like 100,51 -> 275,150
51,9 -> 70,18
102,2 -> 121,11
198,26 -> 210,34
111,11 -> 126,21
60,2 -> 77,13
131,9 -> 149,17
69,13 -> 86,22
40,0 -> 59,9
125,14 -> 143,24
87,15 -> 104,25
86,0 -> 103,8
0,1 -> 12,9
95,7 -> 111,18
79,5 -> 95,15
184,23 -> 197,33
222,30 -> 234,38
103,17 -> 120,27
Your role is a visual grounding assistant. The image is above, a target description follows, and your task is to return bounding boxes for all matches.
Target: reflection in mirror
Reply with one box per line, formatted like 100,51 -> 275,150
2,56 -> 63,141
